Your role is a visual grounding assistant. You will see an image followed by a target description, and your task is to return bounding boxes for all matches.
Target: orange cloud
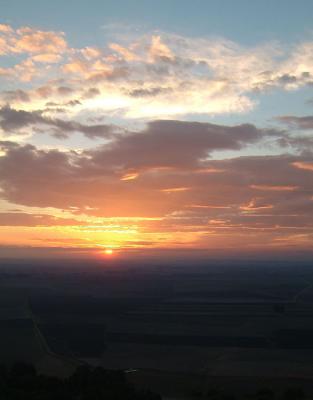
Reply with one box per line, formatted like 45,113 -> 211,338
149,35 -> 174,62
81,46 -> 102,60
161,187 -> 190,193
14,26 -> 67,54
187,205 -> 231,209
32,53 -> 62,63
0,24 -> 68,82
62,59 -> 89,75
0,24 -> 13,33
250,184 -> 298,191
120,172 -> 139,181
292,161 -> 313,171
109,43 -> 138,61
240,198 -> 274,212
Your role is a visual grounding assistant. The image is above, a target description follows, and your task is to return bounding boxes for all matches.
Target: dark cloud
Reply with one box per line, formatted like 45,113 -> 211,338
0,212 -> 80,226
277,74 -> 298,85
36,85 -> 54,98
128,87 -> 172,97
87,66 -> 129,83
277,115 -> 313,130
45,99 -> 81,109
0,121 -> 312,225
81,87 -> 101,99
1,90 -> 30,103
0,106 -> 117,139
57,86 -> 74,96
89,120 -> 267,171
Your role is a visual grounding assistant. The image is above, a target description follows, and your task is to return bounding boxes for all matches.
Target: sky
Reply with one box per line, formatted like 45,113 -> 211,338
0,0 -> 313,259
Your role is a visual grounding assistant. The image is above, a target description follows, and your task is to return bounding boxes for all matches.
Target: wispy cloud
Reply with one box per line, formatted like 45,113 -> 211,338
1,25 -> 313,119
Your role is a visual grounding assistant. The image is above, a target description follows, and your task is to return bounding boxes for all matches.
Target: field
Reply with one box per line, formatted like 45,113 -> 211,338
0,287 -> 80,376
2,259 -> 313,396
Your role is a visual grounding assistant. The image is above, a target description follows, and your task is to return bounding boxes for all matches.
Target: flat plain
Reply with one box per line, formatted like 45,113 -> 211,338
1,259 -> 313,396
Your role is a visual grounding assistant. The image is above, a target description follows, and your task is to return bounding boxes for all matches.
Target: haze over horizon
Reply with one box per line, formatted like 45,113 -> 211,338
0,0 -> 313,260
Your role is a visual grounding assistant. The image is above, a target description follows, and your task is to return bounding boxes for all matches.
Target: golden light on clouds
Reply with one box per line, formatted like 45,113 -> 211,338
0,22 -> 313,257
120,172 -> 139,181
161,187 -> 190,193
240,199 -> 274,212
292,162 -> 313,171
250,185 -> 298,192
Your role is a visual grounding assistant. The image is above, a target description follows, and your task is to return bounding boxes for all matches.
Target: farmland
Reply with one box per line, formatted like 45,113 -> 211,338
1,259 -> 313,396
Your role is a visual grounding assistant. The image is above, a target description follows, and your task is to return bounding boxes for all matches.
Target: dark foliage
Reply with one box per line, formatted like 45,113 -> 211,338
0,363 -> 162,400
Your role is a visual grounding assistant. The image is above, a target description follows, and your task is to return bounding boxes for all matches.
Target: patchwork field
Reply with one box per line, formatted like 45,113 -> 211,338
2,260 -> 313,396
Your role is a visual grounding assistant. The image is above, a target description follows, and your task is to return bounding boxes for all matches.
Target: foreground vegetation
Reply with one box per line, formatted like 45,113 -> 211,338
0,364 -> 161,400
205,386 -> 306,400
0,363 -> 311,400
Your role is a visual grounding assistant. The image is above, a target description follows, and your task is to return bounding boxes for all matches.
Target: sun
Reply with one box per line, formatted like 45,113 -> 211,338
98,247 -> 119,258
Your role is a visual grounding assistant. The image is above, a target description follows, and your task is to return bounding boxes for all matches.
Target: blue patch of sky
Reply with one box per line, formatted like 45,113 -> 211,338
1,0 -> 313,47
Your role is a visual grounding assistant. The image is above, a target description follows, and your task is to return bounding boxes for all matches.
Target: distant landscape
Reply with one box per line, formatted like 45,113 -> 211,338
1,259 -> 313,398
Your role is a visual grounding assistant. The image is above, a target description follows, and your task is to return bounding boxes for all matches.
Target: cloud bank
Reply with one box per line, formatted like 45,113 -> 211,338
1,25 -> 313,120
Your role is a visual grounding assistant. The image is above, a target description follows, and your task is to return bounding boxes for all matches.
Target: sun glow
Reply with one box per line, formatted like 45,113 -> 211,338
104,248 -> 114,255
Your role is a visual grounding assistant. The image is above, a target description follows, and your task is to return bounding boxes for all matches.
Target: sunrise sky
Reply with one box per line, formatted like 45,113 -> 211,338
0,0 -> 313,259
